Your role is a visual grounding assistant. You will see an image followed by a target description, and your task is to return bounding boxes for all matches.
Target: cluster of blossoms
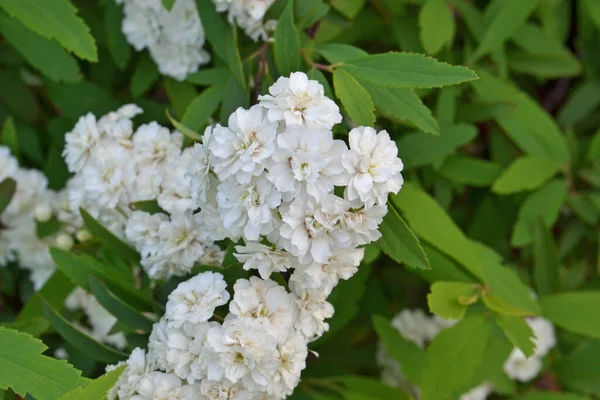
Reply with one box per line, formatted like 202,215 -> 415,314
103,71 -> 403,399
212,0 -> 277,41
0,146 -> 83,289
116,0 -> 210,80
62,104 -> 224,280
377,309 -> 557,400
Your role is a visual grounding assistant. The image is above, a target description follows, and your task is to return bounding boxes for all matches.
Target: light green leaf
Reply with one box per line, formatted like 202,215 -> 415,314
338,52 -> 478,89
511,179 -> 568,247
540,291 -> 600,339
472,0 -> 542,61
373,315 -> 427,384
60,365 -> 126,400
0,327 -> 84,400
0,117 -> 18,156
397,123 -> 477,169
41,297 -> 128,364
131,55 -> 160,98
491,156 -> 560,195
181,85 -> 224,131
0,13 -> 81,83
161,0 -> 176,10
482,263 -> 540,316
361,81 -> 440,135
330,0 -> 366,19
438,156 -> 503,186
104,1 -> 131,70
274,0 -> 300,76
419,0 -> 455,55
0,0 -> 97,61
533,217 -> 560,296
495,314 -> 536,357
556,339 -> 600,395
167,109 -> 204,141
427,281 -> 477,320
333,69 -> 375,126
0,178 -> 16,215
313,43 -> 367,63
377,200 -> 430,270
420,314 -> 491,400
296,0 -> 330,30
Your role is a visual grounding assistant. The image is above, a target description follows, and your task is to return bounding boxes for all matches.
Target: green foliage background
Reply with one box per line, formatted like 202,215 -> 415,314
1,0 -> 600,399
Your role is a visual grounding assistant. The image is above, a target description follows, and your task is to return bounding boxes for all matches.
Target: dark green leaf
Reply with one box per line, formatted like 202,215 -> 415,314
0,178 -> 16,215
274,0 -> 301,77
181,85 -> 224,131
533,217 -> 560,296
131,55 -> 160,98
540,291 -> 600,339
104,1 -> 130,70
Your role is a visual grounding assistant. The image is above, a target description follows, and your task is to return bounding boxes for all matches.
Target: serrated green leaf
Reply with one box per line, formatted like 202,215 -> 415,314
495,314 -> 536,357
104,1 -> 131,70
540,291 -> 600,339
181,85 -> 224,131
512,179 -> 568,247
377,199 -> 430,270
333,69 -> 375,126
0,0 -> 97,61
338,52 -> 478,89
274,0 -> 301,77
0,13 -> 81,83
0,178 -> 16,215
438,156 -> 503,186
361,81 -> 440,135
420,314 -> 491,400
372,315 -> 427,384
492,156 -> 560,195
533,217 -> 560,296
419,0 -> 455,55
59,365 -> 126,400
313,43 -> 367,63
428,281 -> 477,320
0,327 -> 84,400
41,297 -> 127,364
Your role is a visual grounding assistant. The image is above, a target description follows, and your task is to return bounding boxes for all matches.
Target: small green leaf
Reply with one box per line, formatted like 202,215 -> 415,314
59,365 -> 126,400
339,52 -> 478,89
495,314 -> 536,357
492,156 -> 560,195
438,156 -> 503,186
181,85 -> 224,131
131,55 -> 160,98
167,109 -> 204,141
0,178 -> 16,214
164,78 -> 197,119
274,0 -> 301,77
428,281 -> 477,320
333,69 -> 375,126
533,217 -> 560,296
104,1 -> 131,70
419,0 -> 455,55
161,0 -> 176,10
540,291 -> 600,339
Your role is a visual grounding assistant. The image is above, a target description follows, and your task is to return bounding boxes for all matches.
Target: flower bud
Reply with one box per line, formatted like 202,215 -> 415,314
55,233 -> 74,251
75,229 -> 93,242
34,204 -> 53,222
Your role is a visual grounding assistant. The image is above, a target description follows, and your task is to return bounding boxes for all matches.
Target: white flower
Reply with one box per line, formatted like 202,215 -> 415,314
213,0 -> 277,41
121,0 -> 163,51
194,202 -> 228,242
342,127 -> 404,207
157,148 -> 197,214
98,103 -> 143,140
107,347 -> 152,400
3,168 -> 48,222
132,122 -> 183,169
209,105 -> 277,184
162,0 -> 204,45
290,281 -> 334,341
187,138 -> 213,206
267,125 -> 348,201
216,176 -> 281,241
165,272 -> 230,327
148,318 -> 170,372
200,378 -> 256,400
63,113 -> 103,173
391,309 -> 440,348
132,372 -> 197,400
259,72 -> 342,129
126,211 -> 169,257
234,242 -> 297,279
528,317 -> 556,357
149,38 -> 211,81
267,333 -> 308,397
341,203 -> 388,246
460,382 -> 493,400
0,146 -> 17,182
503,348 -> 542,382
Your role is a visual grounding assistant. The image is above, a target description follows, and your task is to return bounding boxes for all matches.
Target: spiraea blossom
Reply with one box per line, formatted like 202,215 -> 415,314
116,0 -> 210,80
212,0 -> 278,41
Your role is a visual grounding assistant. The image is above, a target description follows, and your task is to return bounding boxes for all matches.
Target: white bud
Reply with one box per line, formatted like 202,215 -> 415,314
34,204 -> 53,222
75,229 -> 93,242
55,233 -> 74,251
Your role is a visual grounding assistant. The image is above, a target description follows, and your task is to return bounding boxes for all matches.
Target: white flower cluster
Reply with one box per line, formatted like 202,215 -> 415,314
0,146 -> 82,289
116,0 -> 210,80
62,105 -> 224,280
212,0 -> 278,41
377,310 -> 557,400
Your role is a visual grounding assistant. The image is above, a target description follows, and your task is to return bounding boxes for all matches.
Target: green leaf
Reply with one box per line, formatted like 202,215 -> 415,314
17,271 -> 74,322
482,263 -> 540,316
88,277 -> 154,333
540,291 -> 600,339
46,81 -> 118,120
164,78 -> 197,119
166,109 -> 204,141
419,0 -> 455,55
307,68 -> 333,98
0,0 -> 97,61
59,365 -> 126,400
181,85 -> 224,131
0,327 -> 84,400
511,179 -> 568,247
558,80 -> 600,127
274,0 -> 301,77
0,178 -> 16,215
338,52 -> 478,89
331,376 -> 410,400
313,43 -> 368,63
438,156 -> 503,186
1,318 -> 49,338
361,81 -> 440,135
186,68 -> 230,86
417,245 -> 477,284
161,0 -> 176,10
420,314 -> 491,400
427,281 -> 477,320
533,217 -> 560,296
472,0 -> 542,61
219,76 -> 249,124
556,339 -> 600,395
377,200 -> 430,270
0,13 -> 81,83
333,69 -> 375,126
104,1 -> 131,70
296,0 -> 330,30
131,55 -> 160,98
0,69 -> 40,123
330,0 -> 366,19
372,315 -> 427,384
0,117 -> 18,156
495,314 -> 536,357
397,123 -> 477,169
80,208 -> 140,264
515,393 -> 589,400
41,297 -> 127,364
491,156 -> 560,195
